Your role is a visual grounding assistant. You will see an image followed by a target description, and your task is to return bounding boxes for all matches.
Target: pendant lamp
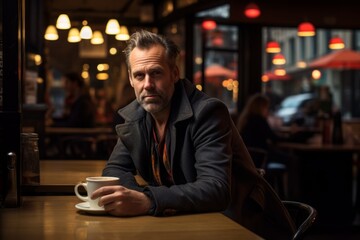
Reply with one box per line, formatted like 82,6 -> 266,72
266,41 -> 281,53
201,20 -> 217,30
329,36 -> 345,50
91,31 -> 104,44
274,68 -> 286,76
297,22 -> 315,37
244,3 -> 261,18
105,19 -> 121,35
67,28 -> 81,43
56,14 -> 71,29
80,25 -> 93,39
272,53 -> 286,65
115,26 -> 130,41
44,25 -> 59,40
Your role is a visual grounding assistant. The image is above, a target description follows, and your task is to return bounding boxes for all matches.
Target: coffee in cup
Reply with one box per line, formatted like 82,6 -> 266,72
74,176 -> 119,210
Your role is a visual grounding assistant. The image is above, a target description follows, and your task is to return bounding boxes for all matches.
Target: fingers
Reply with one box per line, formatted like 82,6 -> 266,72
91,185 -> 124,199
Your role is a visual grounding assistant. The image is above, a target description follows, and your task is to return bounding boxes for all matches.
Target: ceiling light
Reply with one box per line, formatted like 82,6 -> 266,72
266,41 -> 281,53
44,25 -> 59,40
115,26 -> 130,41
244,3 -> 261,19
80,25 -> 93,39
201,20 -> 216,30
56,14 -> 71,29
67,28 -> 81,43
91,31 -> 104,44
105,19 -> 120,35
297,22 -> 315,37
329,36 -> 345,50
274,68 -> 286,76
272,53 -> 286,65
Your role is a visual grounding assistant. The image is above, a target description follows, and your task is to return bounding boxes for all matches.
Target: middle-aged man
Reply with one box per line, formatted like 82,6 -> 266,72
92,30 -> 295,239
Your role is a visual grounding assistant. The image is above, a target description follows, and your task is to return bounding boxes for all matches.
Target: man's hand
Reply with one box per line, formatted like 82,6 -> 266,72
91,185 -> 152,216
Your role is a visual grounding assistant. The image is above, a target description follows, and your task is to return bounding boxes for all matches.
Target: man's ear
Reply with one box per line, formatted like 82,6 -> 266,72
173,65 -> 180,83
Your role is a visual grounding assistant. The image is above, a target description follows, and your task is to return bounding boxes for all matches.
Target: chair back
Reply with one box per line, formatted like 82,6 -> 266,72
282,200 -> 317,240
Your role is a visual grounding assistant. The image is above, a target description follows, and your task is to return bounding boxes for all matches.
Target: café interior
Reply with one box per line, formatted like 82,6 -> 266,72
1,0 -> 360,239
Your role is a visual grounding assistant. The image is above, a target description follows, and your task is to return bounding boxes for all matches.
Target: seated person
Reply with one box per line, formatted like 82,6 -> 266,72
90,30 -> 295,240
236,93 -> 291,165
52,72 -> 96,128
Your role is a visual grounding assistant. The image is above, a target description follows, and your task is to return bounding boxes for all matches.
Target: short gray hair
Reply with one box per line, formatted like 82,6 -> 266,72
123,29 -> 180,70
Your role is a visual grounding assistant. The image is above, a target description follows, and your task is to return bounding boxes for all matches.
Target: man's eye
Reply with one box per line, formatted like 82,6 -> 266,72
134,74 -> 144,80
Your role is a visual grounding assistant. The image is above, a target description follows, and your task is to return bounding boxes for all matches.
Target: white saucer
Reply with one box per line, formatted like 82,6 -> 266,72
75,202 -> 106,214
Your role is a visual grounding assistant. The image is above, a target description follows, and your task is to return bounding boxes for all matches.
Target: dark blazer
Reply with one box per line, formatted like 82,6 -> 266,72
103,79 -> 295,239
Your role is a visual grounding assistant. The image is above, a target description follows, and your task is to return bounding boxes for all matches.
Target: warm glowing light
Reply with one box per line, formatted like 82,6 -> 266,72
109,48 -> 117,55
274,68 -> 286,76
115,26 -> 130,41
81,71 -> 89,79
195,57 -> 203,65
296,61 -> 307,68
96,73 -> 109,80
261,75 -> 270,82
34,54 -> 42,66
244,3 -> 261,18
105,19 -> 120,35
91,31 -> 104,44
196,84 -> 203,91
44,25 -> 59,40
97,64 -> 109,71
329,36 -> 345,50
56,14 -> 71,29
298,22 -> 315,37
68,28 -> 81,43
312,69 -> 321,80
266,41 -> 281,53
202,20 -> 216,30
272,53 -> 286,65
80,25 -> 93,39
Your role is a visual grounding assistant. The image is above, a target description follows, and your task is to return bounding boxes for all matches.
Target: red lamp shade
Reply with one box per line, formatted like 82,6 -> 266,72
202,20 -> 217,30
329,36 -> 345,50
266,41 -> 281,53
244,3 -> 261,18
272,53 -> 286,65
297,22 -> 315,37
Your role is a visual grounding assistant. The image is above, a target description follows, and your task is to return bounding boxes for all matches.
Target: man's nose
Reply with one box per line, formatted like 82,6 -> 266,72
144,75 -> 154,89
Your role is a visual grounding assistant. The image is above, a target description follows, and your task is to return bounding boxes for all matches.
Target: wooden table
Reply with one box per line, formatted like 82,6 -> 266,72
1,196 -> 263,240
276,141 -> 360,227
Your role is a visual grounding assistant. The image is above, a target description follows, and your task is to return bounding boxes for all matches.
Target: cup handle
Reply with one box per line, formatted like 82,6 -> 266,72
74,182 -> 88,202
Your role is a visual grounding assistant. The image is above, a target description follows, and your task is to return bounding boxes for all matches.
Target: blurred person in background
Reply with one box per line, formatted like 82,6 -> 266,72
51,72 -> 96,128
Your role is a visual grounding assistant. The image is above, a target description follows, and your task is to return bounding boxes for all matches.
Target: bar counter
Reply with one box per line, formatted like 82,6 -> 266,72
1,196 -> 263,240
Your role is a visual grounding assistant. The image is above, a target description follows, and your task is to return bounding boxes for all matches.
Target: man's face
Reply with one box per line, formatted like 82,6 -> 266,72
128,45 -> 179,115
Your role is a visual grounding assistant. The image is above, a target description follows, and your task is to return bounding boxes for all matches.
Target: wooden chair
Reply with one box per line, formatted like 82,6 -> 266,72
282,200 -> 318,240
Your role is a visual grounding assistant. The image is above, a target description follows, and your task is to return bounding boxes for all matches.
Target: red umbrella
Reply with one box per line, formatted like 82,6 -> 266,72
309,49 -> 360,69
262,71 -> 291,81
193,64 -> 236,85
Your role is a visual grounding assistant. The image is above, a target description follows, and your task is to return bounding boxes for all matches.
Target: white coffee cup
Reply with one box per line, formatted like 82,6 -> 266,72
74,176 -> 119,210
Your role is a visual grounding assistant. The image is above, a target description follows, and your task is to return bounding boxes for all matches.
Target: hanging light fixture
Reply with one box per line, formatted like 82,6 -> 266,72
201,20 -> 217,30
67,28 -> 81,43
274,67 -> 286,76
266,41 -> 281,53
56,14 -> 71,29
244,2 -> 261,19
272,53 -> 286,65
44,25 -> 59,40
105,19 -> 120,35
91,31 -> 104,44
115,26 -> 130,41
80,21 -> 93,39
329,36 -> 345,50
297,22 -> 315,37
